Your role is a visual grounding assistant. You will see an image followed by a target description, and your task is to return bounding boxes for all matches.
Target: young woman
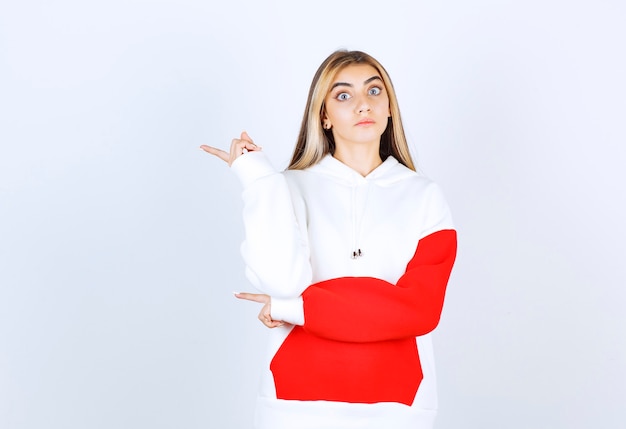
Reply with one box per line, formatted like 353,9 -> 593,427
201,50 -> 457,429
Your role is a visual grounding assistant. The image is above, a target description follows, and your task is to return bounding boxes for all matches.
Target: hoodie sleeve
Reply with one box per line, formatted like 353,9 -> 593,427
300,228 -> 457,342
230,151 -> 312,298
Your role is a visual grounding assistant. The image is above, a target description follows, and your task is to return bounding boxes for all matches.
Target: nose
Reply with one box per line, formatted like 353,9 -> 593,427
356,96 -> 371,114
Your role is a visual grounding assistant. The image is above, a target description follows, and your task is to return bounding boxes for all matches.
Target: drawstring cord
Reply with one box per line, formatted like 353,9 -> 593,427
351,182 -> 370,259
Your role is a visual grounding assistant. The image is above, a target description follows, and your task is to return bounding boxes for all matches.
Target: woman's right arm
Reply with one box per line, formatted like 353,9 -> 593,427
201,132 -> 312,300
230,151 -> 312,299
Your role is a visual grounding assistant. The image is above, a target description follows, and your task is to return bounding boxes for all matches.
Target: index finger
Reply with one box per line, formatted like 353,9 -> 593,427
234,292 -> 269,304
200,145 -> 229,163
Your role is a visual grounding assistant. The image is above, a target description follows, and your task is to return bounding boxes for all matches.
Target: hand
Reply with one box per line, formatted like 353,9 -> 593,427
200,131 -> 262,166
234,292 -> 285,329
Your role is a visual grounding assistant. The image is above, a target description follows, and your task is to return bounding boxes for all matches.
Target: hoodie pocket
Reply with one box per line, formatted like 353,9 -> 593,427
270,326 -> 422,406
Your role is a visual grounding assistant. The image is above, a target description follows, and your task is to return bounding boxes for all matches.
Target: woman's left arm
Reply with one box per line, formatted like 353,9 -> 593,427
300,228 -> 457,342
238,227 -> 456,333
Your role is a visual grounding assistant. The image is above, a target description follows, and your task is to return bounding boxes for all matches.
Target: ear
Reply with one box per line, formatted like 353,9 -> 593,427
322,111 -> 332,130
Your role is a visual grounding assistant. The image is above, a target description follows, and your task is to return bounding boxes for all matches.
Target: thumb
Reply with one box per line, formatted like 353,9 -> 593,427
240,131 -> 253,144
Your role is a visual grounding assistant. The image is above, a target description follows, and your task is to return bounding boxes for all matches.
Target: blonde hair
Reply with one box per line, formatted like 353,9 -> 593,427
288,50 -> 415,171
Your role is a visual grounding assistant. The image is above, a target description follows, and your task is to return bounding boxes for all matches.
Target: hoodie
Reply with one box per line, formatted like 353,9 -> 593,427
230,151 -> 457,429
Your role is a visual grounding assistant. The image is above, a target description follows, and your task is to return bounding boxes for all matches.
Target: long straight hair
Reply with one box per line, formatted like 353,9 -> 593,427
288,50 -> 415,171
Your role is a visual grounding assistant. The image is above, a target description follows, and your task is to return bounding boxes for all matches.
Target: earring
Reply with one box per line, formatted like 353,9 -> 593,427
323,122 -> 331,130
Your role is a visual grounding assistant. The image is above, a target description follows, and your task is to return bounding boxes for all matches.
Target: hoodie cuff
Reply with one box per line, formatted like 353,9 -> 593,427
230,151 -> 276,189
271,296 -> 304,326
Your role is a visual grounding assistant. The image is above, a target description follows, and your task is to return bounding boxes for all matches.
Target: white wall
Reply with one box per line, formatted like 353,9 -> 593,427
1,1 -> 624,428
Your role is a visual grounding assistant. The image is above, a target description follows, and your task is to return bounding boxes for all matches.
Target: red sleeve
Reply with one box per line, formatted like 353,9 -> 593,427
301,229 -> 457,342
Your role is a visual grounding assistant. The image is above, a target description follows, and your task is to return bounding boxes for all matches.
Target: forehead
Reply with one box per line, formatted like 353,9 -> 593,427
332,64 -> 381,84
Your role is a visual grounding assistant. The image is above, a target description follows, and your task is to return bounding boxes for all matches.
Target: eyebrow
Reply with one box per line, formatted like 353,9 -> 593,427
330,75 -> 383,90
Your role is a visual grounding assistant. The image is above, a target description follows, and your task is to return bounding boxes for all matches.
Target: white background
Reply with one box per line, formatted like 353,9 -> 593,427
1,1 -> 625,428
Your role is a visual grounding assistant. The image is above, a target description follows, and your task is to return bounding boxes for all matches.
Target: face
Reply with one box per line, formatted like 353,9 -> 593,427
323,64 -> 390,150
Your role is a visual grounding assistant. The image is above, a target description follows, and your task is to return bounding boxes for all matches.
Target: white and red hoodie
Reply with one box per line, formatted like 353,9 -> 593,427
230,151 -> 457,429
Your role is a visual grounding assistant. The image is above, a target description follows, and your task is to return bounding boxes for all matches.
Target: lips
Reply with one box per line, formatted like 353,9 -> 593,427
356,119 -> 375,126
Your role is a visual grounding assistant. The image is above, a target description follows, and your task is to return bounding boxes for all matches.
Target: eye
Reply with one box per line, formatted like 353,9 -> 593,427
368,86 -> 382,96
336,92 -> 351,101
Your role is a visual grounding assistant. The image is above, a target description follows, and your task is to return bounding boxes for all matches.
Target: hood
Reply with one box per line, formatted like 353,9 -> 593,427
306,154 -> 418,187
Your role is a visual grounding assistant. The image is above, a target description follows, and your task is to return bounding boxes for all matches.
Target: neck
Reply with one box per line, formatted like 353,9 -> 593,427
333,145 -> 383,177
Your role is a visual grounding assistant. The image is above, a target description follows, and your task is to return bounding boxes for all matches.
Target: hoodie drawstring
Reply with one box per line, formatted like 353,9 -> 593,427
351,183 -> 370,260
